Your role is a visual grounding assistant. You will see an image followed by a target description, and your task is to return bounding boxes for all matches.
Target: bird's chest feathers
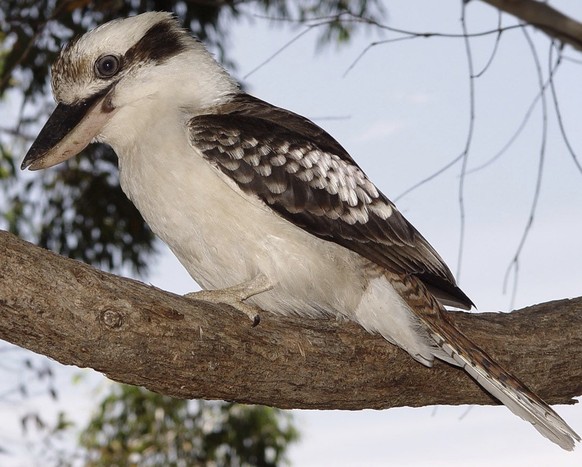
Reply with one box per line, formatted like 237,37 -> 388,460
116,132 -> 278,288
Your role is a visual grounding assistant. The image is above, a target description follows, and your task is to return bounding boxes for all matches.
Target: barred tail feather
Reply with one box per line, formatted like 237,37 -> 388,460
383,271 -> 579,449
429,318 -> 580,451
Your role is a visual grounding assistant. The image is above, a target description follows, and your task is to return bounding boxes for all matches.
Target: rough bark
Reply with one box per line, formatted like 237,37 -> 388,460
480,0 -> 582,52
0,229 -> 581,409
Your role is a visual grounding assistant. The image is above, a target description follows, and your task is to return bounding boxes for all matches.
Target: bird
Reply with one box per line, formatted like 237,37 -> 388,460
21,12 -> 579,450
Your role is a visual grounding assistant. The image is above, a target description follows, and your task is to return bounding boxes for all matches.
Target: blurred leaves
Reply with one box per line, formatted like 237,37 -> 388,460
78,385 -> 299,466
9,145 -> 156,274
0,344 -> 60,455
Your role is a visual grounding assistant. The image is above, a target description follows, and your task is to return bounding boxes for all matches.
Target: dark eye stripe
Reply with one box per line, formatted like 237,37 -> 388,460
124,18 -> 188,66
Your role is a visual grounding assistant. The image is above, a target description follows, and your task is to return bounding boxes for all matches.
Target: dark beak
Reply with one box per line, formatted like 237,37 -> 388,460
21,84 -> 116,171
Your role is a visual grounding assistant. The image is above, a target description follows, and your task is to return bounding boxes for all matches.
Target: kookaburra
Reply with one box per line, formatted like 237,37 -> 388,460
21,12 -> 579,450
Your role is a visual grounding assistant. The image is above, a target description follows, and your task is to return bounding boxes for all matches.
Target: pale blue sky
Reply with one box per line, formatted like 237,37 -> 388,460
2,1 -> 582,465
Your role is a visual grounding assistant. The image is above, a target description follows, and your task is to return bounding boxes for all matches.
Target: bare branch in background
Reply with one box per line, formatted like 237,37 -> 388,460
479,0 -> 582,51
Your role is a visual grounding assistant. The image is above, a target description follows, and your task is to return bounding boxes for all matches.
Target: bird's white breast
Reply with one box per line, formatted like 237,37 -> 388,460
113,111 -> 366,317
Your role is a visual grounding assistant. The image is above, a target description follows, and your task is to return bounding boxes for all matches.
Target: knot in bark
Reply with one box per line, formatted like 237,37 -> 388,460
101,309 -> 124,329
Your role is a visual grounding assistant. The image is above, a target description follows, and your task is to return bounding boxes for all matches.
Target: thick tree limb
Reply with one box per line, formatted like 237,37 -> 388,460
480,0 -> 582,52
0,229 -> 581,409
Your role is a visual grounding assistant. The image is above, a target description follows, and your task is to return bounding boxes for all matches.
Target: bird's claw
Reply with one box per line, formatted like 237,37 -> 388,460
185,274 -> 272,327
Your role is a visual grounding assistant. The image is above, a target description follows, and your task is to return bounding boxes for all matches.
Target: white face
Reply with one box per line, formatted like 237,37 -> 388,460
22,12 -> 239,172
50,12 -> 179,105
21,13 -> 192,171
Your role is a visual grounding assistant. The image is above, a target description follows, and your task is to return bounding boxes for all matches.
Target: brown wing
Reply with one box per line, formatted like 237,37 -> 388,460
189,94 -> 473,309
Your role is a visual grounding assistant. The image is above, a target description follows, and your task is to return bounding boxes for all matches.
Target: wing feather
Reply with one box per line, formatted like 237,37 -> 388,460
189,94 -> 473,309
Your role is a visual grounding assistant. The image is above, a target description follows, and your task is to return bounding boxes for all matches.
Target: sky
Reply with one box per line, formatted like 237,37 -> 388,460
2,0 -> 582,465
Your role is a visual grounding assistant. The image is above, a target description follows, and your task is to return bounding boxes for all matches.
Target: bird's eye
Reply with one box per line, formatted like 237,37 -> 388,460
95,55 -> 121,78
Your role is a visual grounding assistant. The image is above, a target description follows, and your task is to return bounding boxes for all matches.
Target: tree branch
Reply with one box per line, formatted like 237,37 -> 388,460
480,0 -> 582,52
1,229 -> 581,409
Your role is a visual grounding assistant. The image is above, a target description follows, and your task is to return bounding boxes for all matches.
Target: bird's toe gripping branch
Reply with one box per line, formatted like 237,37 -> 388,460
185,274 -> 273,327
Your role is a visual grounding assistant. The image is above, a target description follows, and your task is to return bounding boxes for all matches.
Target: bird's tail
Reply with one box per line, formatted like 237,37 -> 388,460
426,310 -> 580,451
385,270 -> 580,451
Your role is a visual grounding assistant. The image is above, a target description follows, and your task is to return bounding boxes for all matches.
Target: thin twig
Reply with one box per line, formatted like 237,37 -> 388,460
473,12 -> 504,78
503,27 -> 549,309
560,55 -> 582,65
254,11 -> 525,39
466,49 -> 560,176
548,43 -> 582,174
344,36 -> 418,77
455,4 -> 477,281
466,89 -> 541,175
243,25 -> 315,79
394,153 -> 464,202
252,10 -> 526,80
345,26 -> 525,78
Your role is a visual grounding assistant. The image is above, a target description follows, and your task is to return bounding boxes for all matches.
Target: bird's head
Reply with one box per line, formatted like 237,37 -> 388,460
21,12 -> 238,171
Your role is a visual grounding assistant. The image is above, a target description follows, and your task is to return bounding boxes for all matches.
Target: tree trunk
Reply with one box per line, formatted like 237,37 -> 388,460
1,230 -> 581,409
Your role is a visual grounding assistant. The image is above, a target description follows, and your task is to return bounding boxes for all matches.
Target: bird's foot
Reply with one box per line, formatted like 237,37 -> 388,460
184,274 -> 273,327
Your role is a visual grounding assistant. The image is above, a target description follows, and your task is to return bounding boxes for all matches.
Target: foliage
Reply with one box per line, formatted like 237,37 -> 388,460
78,385 -> 299,467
